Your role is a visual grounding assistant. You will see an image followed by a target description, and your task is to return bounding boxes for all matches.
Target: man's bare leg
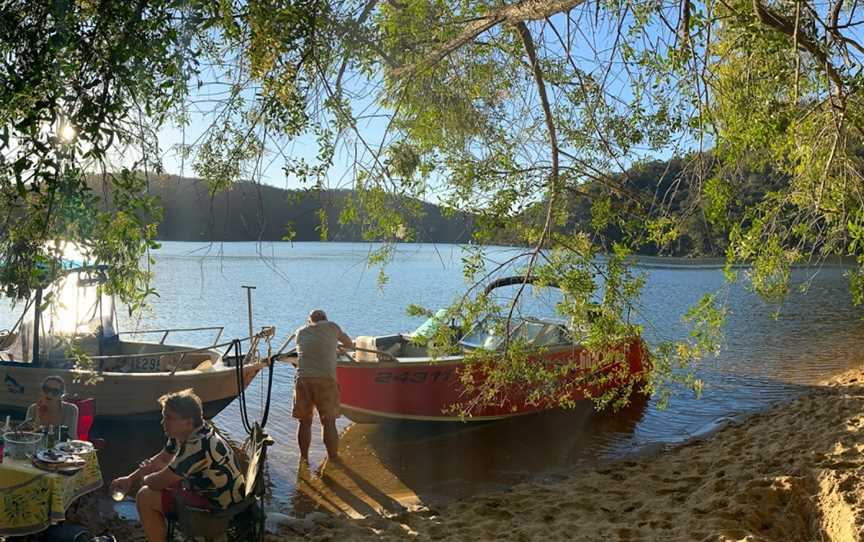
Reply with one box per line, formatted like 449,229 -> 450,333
298,417 -> 312,461
136,486 -> 167,542
322,416 -> 339,460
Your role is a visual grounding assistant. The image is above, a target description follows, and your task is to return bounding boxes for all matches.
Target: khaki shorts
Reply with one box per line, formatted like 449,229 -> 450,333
292,377 -> 340,420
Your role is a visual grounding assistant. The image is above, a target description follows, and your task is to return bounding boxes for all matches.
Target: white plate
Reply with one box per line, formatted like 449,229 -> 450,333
31,457 -> 84,473
55,440 -> 94,454
35,449 -> 83,464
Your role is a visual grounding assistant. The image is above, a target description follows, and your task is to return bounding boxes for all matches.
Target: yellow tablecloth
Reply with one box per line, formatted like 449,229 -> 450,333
0,451 -> 102,536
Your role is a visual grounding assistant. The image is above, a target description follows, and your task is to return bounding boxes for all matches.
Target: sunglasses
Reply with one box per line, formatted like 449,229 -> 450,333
42,387 -> 62,397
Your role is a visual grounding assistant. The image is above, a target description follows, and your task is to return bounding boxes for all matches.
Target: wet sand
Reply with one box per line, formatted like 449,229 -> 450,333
71,367 -> 864,541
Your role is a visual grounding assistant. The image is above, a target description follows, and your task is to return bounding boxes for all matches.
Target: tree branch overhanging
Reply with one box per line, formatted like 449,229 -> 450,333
391,0 -> 586,79
751,0 -> 845,96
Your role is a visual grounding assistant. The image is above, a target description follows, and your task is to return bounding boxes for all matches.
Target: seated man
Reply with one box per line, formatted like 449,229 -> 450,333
110,389 -> 245,542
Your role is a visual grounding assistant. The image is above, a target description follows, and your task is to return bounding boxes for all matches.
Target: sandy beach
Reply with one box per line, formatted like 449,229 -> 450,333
70,367 -> 864,541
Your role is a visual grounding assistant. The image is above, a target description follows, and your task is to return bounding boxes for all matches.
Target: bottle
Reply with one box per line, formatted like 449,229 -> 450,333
59,425 -> 68,443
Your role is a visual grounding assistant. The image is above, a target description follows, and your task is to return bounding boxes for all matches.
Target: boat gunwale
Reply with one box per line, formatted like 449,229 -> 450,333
8,340 -> 224,360
0,359 -> 262,378
340,403 -> 539,422
335,342 -> 603,368
337,356 -> 464,367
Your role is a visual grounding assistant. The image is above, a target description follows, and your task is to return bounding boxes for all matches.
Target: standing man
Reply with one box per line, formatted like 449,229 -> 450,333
293,309 -> 353,462
110,389 -> 245,542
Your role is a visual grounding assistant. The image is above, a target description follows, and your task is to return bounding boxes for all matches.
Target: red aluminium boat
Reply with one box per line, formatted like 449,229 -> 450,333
291,276 -> 649,423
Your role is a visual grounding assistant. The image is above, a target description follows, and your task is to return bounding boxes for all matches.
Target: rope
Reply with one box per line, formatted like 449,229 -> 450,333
233,339 -> 252,435
259,343 -> 265,414
230,329 -> 277,542
233,328 -> 277,434
259,346 -> 275,428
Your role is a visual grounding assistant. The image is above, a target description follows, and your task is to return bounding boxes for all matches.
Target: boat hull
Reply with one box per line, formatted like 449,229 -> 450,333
337,339 -> 647,423
0,361 -> 265,420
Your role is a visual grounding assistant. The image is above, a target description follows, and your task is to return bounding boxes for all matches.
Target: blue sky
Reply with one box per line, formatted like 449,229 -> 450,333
143,9 -> 695,202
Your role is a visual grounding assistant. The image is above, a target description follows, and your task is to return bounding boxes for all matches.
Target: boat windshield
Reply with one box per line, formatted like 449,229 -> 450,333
459,317 -> 568,351
42,269 -> 116,338
458,317 -> 508,350
7,268 -> 117,363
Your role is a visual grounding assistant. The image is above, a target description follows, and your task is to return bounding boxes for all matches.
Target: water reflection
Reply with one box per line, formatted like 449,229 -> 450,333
291,394 -> 650,517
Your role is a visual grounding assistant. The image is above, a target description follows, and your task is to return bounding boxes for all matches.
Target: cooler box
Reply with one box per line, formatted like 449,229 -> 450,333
354,336 -> 380,362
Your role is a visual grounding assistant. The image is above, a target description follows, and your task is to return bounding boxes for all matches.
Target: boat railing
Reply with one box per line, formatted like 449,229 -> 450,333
349,345 -> 398,362
36,329 -> 271,372
273,345 -> 398,364
115,326 -> 225,347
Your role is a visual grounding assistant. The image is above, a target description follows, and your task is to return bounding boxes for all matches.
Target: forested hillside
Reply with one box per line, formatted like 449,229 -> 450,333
114,175 -> 474,243
561,157 -> 787,257
89,160 -> 782,255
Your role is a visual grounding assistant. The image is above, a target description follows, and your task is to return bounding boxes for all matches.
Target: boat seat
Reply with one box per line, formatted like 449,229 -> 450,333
400,342 -> 429,357
167,423 -> 273,542
383,343 -> 401,356
355,335 -> 402,362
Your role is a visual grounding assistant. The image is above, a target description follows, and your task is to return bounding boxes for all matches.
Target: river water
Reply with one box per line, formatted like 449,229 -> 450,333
3,242 -> 863,517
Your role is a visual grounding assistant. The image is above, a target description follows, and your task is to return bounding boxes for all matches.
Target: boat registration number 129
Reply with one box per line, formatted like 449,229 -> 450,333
373,370 -> 453,384
133,358 -> 160,371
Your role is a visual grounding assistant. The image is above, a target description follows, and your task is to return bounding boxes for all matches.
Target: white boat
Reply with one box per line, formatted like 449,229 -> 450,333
0,265 -> 267,420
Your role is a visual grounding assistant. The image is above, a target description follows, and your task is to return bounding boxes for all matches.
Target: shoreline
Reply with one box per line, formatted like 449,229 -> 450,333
71,368 -> 864,541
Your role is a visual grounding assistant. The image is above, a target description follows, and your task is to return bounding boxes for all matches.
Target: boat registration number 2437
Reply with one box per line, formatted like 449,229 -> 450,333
373,369 -> 453,384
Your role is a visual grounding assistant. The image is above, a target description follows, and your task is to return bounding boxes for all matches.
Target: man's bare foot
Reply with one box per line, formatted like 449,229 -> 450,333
315,456 -> 342,477
297,459 -> 310,476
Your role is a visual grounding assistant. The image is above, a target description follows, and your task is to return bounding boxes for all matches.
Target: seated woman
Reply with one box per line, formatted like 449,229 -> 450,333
25,375 -> 79,440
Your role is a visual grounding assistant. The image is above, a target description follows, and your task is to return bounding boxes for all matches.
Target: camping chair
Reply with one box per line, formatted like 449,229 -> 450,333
167,423 -> 274,542
67,397 -> 105,449
68,398 -> 94,441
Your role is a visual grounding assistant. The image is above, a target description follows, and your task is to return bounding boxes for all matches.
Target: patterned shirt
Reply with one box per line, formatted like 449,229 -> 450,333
164,423 -> 245,509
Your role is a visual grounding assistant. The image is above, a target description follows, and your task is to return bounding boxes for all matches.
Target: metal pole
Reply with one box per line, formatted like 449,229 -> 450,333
32,288 -> 42,365
242,285 -> 256,341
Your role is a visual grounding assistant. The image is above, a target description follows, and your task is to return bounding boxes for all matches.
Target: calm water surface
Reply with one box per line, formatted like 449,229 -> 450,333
4,242 -> 863,516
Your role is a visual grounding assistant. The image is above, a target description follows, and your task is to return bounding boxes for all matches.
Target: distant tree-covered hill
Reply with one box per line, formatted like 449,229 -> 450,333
96,175 -> 474,243
89,158 -> 781,255
557,156 -> 787,257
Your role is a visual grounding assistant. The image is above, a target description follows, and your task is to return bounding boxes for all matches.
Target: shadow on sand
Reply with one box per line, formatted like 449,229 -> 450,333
291,393 -> 650,517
